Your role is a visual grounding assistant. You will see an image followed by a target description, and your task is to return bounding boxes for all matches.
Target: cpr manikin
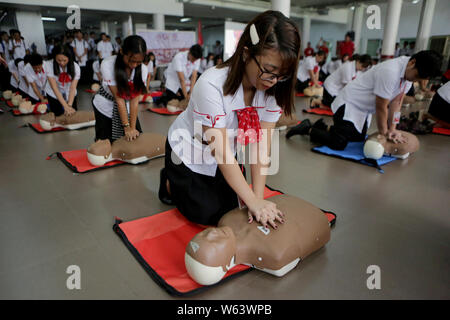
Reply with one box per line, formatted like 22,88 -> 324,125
11,93 -> 23,106
19,101 -> 47,114
303,85 -> 323,97
185,194 -> 331,286
167,98 -> 189,113
363,130 -> 420,160
39,111 -> 96,131
86,133 -> 166,166
2,90 -> 13,100
91,83 -> 100,93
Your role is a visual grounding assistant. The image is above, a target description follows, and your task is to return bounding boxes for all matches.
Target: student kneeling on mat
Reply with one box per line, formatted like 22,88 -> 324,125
159,10 -> 300,228
24,53 -> 47,105
157,44 -> 202,108
295,50 -> 325,94
287,50 -> 442,150
92,35 -> 148,142
317,54 -> 372,108
43,45 -> 80,116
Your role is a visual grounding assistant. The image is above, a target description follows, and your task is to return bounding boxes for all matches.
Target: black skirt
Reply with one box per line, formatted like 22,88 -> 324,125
321,87 -> 335,107
164,139 -> 243,226
428,92 -> 449,124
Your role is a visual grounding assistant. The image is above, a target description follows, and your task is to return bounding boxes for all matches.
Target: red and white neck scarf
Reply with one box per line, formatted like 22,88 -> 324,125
236,107 -> 262,146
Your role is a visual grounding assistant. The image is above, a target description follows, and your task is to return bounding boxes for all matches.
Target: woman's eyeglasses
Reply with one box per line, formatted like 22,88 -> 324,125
252,57 -> 290,82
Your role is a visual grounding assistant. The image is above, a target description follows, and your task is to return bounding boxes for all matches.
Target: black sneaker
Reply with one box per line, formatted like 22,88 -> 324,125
286,119 -> 312,139
158,168 -> 174,205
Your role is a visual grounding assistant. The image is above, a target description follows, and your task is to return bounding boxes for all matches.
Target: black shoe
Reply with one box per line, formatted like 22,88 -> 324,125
312,118 -> 328,131
286,119 -> 311,139
158,168 -> 173,205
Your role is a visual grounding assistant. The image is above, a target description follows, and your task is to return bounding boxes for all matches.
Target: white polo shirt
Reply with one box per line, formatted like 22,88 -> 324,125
9,39 -> 28,60
164,51 -> 200,94
92,55 -> 148,118
437,81 -> 450,104
43,59 -> 81,100
331,56 -> 412,133
17,61 -> 29,93
8,60 -> 19,88
71,39 -> 89,67
146,60 -> 154,75
25,63 -> 46,101
324,61 -> 358,97
0,40 -> 11,62
96,40 -> 114,59
296,56 -> 318,82
92,60 -> 100,81
168,66 -> 282,177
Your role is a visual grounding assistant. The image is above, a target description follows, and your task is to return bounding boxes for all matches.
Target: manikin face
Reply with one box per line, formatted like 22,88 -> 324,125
123,52 -> 144,70
189,226 -> 235,269
244,47 -> 285,92
55,54 -> 69,69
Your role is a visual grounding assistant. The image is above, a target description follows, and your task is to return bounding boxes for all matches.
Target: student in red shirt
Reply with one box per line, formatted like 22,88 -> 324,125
339,32 -> 354,59
304,42 -> 314,57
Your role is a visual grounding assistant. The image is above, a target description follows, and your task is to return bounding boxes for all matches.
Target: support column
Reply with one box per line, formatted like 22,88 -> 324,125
271,0 -> 291,18
100,21 -> 109,34
153,13 -> 165,30
352,5 -> 365,54
381,0 -> 403,60
302,16 -> 311,52
122,15 -> 133,37
415,0 -> 436,53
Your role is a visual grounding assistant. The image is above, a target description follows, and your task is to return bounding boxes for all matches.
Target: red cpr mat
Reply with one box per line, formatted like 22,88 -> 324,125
24,123 -> 66,133
84,89 -> 96,93
302,107 -> 333,116
113,186 -> 337,296
47,149 -> 125,173
148,107 -> 182,115
432,127 -> 450,136
295,93 -> 305,97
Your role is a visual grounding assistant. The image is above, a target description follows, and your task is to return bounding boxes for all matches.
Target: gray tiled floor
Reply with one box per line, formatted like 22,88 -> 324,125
0,87 -> 449,300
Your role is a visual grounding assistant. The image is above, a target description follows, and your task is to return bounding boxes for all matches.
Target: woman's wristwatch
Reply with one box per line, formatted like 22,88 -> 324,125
122,122 -> 130,128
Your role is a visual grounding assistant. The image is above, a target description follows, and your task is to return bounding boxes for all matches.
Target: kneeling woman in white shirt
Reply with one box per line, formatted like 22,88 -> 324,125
25,53 -> 47,104
159,11 -> 301,228
44,45 -> 80,116
321,54 -> 372,107
92,35 -> 148,142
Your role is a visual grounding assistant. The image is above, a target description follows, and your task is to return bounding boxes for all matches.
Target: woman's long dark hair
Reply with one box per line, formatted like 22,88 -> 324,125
219,10 -> 301,116
114,35 -> 147,97
51,44 -> 75,79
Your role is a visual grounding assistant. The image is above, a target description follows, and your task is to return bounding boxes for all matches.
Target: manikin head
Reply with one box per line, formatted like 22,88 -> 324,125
185,226 -> 236,285
87,139 -> 113,166
363,132 -> 420,160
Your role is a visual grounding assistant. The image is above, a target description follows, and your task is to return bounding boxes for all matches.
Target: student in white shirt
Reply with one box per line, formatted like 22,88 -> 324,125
8,30 -> 29,60
158,44 -> 202,107
0,31 -> 11,91
198,53 -> 215,77
43,45 -> 81,116
92,58 -> 102,84
92,35 -> 148,142
321,54 -> 372,107
25,53 -> 47,104
143,53 -> 154,92
159,11 -> 300,228
113,37 -> 122,55
17,55 -> 31,98
287,50 -> 442,150
71,29 -> 89,83
96,33 -> 114,60
7,58 -> 20,91
296,50 -> 326,93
